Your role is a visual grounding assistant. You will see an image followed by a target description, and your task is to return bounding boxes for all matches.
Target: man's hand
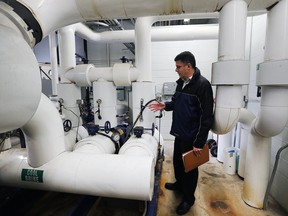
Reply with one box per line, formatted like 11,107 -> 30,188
148,101 -> 165,112
193,146 -> 203,157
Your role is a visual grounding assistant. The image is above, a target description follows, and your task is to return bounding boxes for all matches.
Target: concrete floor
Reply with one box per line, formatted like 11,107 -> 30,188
157,140 -> 287,216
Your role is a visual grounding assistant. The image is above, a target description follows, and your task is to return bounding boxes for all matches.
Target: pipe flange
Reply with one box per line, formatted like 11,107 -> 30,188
0,2 -> 35,47
256,60 -> 288,86
211,60 -> 250,85
112,63 -> 132,86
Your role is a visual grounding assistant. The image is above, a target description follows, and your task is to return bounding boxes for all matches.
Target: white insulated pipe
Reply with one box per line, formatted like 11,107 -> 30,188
119,133 -> 159,165
73,23 -> 219,43
0,148 -> 154,201
49,31 -> 59,95
0,130 -> 158,200
242,131 -> 271,207
0,25 -> 41,133
73,135 -> 116,154
65,63 -> 141,87
58,26 -> 77,83
211,0 -> 249,134
21,94 -> 66,168
243,0 -> 288,208
135,17 -> 154,82
237,108 -> 256,178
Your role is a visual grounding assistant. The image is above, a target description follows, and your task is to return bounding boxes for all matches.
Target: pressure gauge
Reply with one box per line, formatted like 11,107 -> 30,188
111,131 -> 121,142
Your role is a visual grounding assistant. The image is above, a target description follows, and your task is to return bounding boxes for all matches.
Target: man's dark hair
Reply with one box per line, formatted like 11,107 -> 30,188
174,51 -> 196,69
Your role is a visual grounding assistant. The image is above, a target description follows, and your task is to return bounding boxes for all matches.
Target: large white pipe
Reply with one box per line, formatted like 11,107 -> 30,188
211,0 -> 249,134
21,94 -> 66,167
135,17 -> 154,82
243,0 -> 288,208
0,148 -> 154,201
17,0 -> 222,39
73,23 -> 219,43
0,131 -> 158,200
0,25 -> 41,133
119,133 -> 159,165
243,130 -> 271,207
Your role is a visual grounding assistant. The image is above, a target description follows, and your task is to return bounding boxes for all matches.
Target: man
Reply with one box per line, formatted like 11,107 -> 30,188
149,51 -> 214,215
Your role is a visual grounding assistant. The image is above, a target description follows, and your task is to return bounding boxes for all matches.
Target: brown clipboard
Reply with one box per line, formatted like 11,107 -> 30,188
182,144 -> 209,173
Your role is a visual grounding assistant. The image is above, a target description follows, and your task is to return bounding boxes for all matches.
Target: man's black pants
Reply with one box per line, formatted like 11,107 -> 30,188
173,137 -> 198,204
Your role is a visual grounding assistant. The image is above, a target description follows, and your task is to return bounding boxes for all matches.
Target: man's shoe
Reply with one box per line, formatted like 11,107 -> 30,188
164,182 -> 180,191
176,201 -> 193,215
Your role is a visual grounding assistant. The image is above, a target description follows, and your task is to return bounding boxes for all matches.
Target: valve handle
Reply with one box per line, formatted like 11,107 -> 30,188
104,121 -> 111,134
63,119 -> 72,132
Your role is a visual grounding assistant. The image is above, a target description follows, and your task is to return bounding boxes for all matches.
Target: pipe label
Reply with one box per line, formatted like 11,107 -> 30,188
21,169 -> 44,183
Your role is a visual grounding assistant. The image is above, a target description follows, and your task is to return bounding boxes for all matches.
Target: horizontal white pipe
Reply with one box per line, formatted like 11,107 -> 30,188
73,23 -> 219,43
0,148 -> 154,201
119,133 -> 159,165
65,63 -> 141,87
73,135 -> 116,154
22,94 -> 66,167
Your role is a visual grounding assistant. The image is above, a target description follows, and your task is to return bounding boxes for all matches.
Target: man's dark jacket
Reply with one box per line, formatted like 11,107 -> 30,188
164,68 -> 214,150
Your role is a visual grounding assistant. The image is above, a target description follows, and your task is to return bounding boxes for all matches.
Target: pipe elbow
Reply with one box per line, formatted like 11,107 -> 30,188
253,106 -> 288,137
211,86 -> 243,134
212,107 -> 240,134
253,86 -> 288,137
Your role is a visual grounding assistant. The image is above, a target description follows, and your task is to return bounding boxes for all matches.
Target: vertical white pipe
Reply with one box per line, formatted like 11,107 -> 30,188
212,0 -> 248,135
49,31 -> 59,95
217,131 -> 233,163
264,0 -> 288,60
135,17 -> 155,82
237,108 -> 256,178
238,126 -> 248,178
218,0 -> 247,61
58,26 -> 76,83
243,0 -> 288,208
243,131 -> 271,207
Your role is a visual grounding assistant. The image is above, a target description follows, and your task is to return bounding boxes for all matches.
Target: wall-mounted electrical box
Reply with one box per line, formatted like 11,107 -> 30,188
163,82 -> 177,96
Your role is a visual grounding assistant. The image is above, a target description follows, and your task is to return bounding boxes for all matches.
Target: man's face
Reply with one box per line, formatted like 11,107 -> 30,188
175,60 -> 192,80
